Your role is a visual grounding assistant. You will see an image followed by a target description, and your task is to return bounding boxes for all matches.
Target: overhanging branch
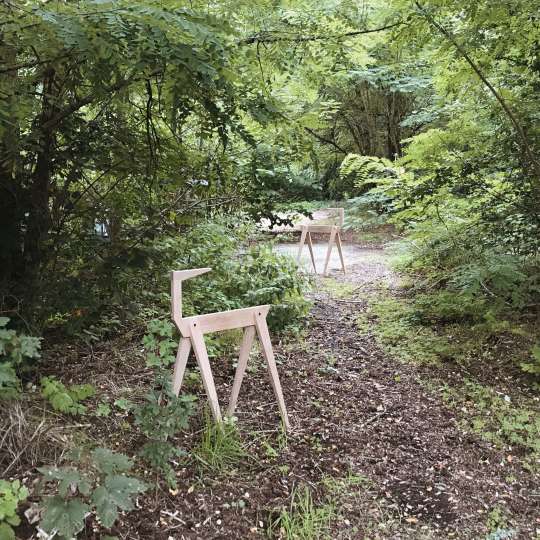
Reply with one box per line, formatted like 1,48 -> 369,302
239,21 -> 403,45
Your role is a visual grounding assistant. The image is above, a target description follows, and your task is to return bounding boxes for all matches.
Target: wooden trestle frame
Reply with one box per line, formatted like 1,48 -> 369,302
297,207 -> 346,276
170,268 -> 290,430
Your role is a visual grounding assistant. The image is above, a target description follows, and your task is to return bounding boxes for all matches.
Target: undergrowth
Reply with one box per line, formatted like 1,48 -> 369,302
267,485 -> 335,540
440,380 -> 540,470
192,414 -> 248,474
360,285 -> 540,469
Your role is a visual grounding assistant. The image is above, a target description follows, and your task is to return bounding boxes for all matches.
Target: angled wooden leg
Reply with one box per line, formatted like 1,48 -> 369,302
323,226 -> 337,276
189,322 -> 222,423
254,313 -> 290,431
306,231 -> 317,273
297,226 -> 307,262
172,337 -> 192,396
226,326 -> 256,417
335,230 -> 346,274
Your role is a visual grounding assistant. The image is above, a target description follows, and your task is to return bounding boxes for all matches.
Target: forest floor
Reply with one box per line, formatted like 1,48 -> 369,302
5,233 -> 539,539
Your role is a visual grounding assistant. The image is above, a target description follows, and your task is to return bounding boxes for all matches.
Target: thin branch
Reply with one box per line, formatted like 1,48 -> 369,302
304,127 -> 347,153
239,21 -> 403,45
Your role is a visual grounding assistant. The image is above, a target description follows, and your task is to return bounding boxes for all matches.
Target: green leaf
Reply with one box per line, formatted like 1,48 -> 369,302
92,475 -> 146,528
114,398 -> 133,411
40,496 -> 89,539
91,448 -> 133,475
95,403 -> 111,417
38,467 -> 92,497
0,522 -> 15,540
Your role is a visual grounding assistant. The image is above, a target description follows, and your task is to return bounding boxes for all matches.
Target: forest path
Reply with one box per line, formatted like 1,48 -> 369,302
252,242 -> 536,539
135,241 -> 538,539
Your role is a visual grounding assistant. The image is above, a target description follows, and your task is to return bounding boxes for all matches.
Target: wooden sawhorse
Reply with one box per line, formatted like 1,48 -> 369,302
297,208 -> 346,276
170,268 -> 290,430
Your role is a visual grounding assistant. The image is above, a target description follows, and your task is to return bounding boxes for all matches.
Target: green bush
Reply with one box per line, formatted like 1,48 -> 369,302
0,480 -> 28,540
39,448 -> 146,540
0,317 -> 41,399
134,319 -> 197,488
43,215 -> 310,339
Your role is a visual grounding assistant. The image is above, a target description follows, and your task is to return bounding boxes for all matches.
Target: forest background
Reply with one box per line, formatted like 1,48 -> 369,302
0,0 -> 539,538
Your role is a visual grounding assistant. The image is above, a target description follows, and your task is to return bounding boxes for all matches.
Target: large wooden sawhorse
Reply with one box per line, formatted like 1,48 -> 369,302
170,268 -> 290,430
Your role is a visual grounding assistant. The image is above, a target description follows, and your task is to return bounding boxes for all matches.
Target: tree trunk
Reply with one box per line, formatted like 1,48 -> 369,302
23,68 -> 56,279
0,40 -> 23,287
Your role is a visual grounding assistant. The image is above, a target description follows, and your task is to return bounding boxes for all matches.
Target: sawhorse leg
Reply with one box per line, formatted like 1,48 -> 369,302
255,312 -> 290,430
190,322 -> 222,423
227,326 -> 256,417
323,226 -> 338,276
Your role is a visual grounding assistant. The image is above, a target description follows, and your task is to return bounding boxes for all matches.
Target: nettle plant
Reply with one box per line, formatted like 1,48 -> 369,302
38,448 -> 146,539
0,317 -> 41,398
134,319 -> 196,487
0,479 -> 29,540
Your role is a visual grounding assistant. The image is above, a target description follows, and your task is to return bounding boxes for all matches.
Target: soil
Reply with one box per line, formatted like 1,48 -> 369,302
5,241 -> 540,540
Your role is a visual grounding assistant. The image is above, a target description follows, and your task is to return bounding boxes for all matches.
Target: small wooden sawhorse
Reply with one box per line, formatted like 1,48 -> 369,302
296,208 -> 346,276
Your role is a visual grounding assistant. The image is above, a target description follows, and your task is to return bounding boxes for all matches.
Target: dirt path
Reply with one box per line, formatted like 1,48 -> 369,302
136,246 -> 538,539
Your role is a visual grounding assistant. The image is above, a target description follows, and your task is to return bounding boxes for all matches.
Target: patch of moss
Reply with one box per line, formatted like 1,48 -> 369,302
357,295 -> 468,365
321,279 -> 357,299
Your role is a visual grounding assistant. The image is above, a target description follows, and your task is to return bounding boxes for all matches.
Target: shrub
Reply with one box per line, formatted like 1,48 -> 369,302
134,319 -> 196,487
38,448 -> 146,539
0,318 -> 41,399
43,215 -> 310,339
0,480 -> 28,540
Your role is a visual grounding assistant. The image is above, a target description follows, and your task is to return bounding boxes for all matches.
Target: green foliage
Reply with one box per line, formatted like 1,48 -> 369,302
193,415 -> 247,474
41,377 -> 95,415
134,320 -> 196,487
521,345 -> 540,375
159,218 -> 310,333
0,480 -> 29,540
441,380 -> 540,468
44,216 -> 309,341
332,154 -> 398,199
267,485 -> 335,540
39,448 -> 146,539
0,317 -> 41,399
357,294 -> 463,365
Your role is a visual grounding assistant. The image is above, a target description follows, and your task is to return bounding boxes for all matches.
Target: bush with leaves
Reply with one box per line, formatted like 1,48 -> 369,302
44,215 -> 310,339
0,317 -> 41,399
133,319 -> 197,488
38,448 -> 146,539
40,376 -> 95,416
0,480 -> 28,540
329,154 -> 400,199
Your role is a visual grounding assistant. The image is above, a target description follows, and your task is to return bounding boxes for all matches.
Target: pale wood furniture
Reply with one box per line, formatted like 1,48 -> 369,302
297,207 -> 346,276
170,268 -> 290,430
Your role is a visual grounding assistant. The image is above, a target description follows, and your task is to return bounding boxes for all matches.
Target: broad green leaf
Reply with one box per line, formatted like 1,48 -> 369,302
91,448 -> 133,475
40,496 -> 89,539
92,475 -> 146,528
